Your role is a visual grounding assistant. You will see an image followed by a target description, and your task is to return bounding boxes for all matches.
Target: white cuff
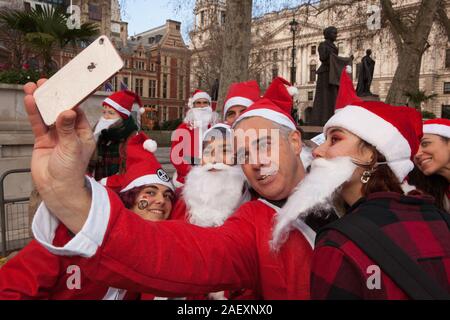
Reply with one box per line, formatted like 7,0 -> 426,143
32,177 -> 111,258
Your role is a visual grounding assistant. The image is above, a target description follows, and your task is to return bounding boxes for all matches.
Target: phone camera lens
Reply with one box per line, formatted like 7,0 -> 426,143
99,38 -> 104,45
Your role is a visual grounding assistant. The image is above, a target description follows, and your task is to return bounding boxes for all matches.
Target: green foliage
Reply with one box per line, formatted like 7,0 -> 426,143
0,68 -> 53,84
160,118 -> 183,131
421,110 -> 436,120
404,90 -> 438,109
0,6 -> 99,74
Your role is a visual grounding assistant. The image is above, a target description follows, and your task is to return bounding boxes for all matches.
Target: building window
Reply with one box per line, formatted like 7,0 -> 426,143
311,45 -> 317,55
442,105 -> 450,119
178,76 -> 184,100
356,63 -> 362,81
446,49 -> 450,69
200,11 -> 205,26
112,76 -> 117,92
89,4 -> 102,21
135,78 -> 143,97
123,77 -> 129,88
221,11 -> 226,25
272,66 -> 278,79
444,82 -> 450,94
135,61 -> 145,70
272,50 -> 278,62
308,91 -> 314,101
149,80 -> 156,98
162,74 -> 168,99
162,106 -> 168,122
309,64 -> 317,82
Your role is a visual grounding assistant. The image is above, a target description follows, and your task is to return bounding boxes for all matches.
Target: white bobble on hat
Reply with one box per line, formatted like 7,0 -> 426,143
287,86 -> 299,97
346,65 -> 352,74
139,107 -> 146,114
143,139 -> 157,153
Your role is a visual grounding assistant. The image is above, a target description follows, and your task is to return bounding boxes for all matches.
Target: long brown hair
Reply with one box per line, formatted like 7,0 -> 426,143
358,141 -> 404,196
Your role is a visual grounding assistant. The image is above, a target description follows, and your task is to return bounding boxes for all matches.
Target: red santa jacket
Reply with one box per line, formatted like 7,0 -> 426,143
33,179 -> 314,299
311,192 -> 450,299
169,195 -> 259,300
0,223 -> 139,300
170,122 -> 204,186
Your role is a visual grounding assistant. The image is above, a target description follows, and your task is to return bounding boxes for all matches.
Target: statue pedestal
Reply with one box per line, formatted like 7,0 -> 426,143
359,95 -> 380,102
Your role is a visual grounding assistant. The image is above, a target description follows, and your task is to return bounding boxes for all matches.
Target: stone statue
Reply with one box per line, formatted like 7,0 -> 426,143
310,26 -> 353,126
356,49 -> 376,97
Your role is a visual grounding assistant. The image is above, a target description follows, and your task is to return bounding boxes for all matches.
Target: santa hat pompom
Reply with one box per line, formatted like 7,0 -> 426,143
346,65 -> 352,74
287,86 -> 299,97
188,97 -> 194,109
143,139 -> 157,153
139,107 -> 146,115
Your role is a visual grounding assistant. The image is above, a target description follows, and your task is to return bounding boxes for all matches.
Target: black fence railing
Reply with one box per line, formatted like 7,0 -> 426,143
0,169 -> 32,257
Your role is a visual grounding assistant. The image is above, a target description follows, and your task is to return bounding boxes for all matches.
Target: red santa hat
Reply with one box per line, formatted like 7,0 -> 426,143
100,132 -> 174,192
223,80 -> 261,116
103,90 -> 143,119
423,118 -> 450,138
233,77 -> 298,130
188,89 -> 212,108
324,70 -> 423,182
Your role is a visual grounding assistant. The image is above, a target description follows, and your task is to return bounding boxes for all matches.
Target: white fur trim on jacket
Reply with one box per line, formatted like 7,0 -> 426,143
423,124 -> 450,138
324,105 -> 413,182
223,97 -> 254,116
32,177 -> 110,258
233,108 -> 296,130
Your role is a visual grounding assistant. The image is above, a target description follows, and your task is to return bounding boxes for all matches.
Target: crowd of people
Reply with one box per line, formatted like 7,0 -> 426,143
0,68 -> 448,300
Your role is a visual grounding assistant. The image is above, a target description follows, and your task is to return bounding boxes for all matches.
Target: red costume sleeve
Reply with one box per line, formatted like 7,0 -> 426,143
79,190 -> 259,297
0,240 -> 62,299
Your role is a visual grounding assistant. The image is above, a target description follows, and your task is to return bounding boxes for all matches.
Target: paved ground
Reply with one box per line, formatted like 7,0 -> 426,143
155,147 -> 175,176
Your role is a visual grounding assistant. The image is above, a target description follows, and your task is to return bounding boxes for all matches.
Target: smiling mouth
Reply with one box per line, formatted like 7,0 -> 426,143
148,209 -> 165,215
257,172 -> 277,181
419,158 -> 432,167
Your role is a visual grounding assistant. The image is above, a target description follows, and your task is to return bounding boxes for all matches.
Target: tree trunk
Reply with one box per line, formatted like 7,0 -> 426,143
385,46 -> 422,107
217,0 -> 252,114
384,0 -> 439,106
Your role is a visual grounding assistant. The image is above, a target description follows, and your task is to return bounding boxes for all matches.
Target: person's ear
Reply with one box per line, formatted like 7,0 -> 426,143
289,130 -> 302,156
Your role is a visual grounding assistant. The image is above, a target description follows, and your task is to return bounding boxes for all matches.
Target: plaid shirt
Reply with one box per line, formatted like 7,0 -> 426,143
311,192 -> 450,300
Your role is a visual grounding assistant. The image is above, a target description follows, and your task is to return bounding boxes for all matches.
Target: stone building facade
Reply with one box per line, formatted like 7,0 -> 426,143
190,0 -> 450,120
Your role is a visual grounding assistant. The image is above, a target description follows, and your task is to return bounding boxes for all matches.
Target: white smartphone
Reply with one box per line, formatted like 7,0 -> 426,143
34,35 -> 124,126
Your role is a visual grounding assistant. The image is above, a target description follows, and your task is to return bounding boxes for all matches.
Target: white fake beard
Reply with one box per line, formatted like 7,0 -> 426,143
271,156 -> 357,249
93,117 -> 120,142
183,164 -> 246,227
184,107 -> 216,129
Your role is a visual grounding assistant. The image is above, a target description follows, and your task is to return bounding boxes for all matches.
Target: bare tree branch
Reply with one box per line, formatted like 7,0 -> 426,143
436,2 -> 450,41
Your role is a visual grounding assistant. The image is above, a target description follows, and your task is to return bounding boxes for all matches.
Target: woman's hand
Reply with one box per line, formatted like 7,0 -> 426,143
24,80 -> 96,233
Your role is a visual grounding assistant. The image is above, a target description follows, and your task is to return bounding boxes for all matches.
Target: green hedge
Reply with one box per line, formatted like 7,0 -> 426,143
0,69 -> 42,84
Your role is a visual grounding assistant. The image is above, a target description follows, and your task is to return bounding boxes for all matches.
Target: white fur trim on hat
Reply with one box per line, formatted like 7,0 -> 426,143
104,98 -> 131,116
223,97 -> 254,116
233,108 -> 297,130
120,174 -> 174,192
143,139 -> 157,152
324,105 -> 413,182
287,86 -> 299,97
423,124 -> 450,138
192,92 -> 211,103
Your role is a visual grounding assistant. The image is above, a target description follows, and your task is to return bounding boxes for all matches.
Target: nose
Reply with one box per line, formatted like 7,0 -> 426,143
312,144 -> 325,159
153,192 -> 164,205
414,147 -> 423,162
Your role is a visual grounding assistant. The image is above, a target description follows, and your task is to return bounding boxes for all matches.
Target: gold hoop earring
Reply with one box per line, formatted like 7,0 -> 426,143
361,170 -> 372,184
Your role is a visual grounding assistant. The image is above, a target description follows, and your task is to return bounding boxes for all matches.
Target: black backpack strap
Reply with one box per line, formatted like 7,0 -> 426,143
321,215 -> 450,300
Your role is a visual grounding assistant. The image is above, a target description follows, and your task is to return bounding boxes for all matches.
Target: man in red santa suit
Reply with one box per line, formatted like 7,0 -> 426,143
0,132 -> 174,299
23,76 -> 315,300
170,90 -> 219,188
223,80 -> 261,126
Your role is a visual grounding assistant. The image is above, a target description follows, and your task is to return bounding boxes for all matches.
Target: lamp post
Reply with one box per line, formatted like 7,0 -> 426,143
289,17 -> 299,84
